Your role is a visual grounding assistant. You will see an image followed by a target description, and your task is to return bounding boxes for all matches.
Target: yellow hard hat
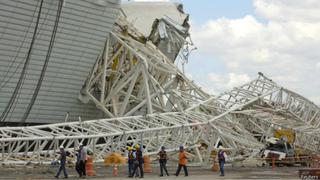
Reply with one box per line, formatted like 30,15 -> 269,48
128,146 -> 133,150
135,144 -> 140,149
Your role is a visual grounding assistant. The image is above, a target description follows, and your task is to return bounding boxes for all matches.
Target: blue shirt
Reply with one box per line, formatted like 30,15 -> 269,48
79,148 -> 86,161
59,149 -> 67,164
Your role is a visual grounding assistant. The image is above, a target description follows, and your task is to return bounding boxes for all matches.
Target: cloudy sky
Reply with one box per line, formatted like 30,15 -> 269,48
131,0 -> 320,105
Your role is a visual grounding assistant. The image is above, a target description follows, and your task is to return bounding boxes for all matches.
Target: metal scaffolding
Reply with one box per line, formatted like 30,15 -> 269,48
1,14 -> 319,165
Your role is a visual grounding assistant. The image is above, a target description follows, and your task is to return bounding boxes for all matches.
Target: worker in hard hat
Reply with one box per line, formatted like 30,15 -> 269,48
132,146 -> 140,177
127,146 -> 135,177
129,144 -> 144,178
217,146 -> 227,176
158,146 -> 169,176
175,145 -> 188,176
78,143 -> 87,177
55,145 -> 68,178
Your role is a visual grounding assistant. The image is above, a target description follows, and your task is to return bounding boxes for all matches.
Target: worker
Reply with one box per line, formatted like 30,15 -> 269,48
129,144 -> 144,178
175,145 -> 188,177
132,147 -> 140,177
127,146 -> 135,177
55,145 -> 68,179
75,148 -> 81,177
79,143 -> 87,177
217,146 -> 227,176
158,146 -> 169,176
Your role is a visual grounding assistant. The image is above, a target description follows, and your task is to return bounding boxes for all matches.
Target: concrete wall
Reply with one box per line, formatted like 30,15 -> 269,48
0,0 -> 120,124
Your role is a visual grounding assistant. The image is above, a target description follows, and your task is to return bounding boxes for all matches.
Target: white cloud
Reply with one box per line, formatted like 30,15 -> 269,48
190,0 -> 320,104
201,87 -> 216,95
254,0 -> 320,22
207,73 -> 251,92
310,96 -> 320,106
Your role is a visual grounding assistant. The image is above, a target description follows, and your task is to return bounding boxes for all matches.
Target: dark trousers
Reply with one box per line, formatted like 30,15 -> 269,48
128,162 -> 139,177
131,163 -> 144,178
175,164 -> 188,176
159,160 -> 169,176
128,162 -> 132,175
79,160 -> 86,176
75,162 -> 81,176
56,163 -> 68,178
219,161 -> 225,176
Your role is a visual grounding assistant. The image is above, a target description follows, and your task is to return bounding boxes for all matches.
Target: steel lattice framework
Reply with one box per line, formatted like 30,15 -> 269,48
1,17 -> 319,165
234,86 -> 320,152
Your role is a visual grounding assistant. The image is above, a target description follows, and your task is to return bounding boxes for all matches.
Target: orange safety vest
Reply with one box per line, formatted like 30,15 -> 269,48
179,151 -> 187,165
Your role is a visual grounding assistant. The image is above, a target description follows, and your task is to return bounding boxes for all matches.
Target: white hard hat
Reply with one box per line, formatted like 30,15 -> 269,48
218,145 -> 224,150
59,145 -> 64,149
79,143 -> 83,147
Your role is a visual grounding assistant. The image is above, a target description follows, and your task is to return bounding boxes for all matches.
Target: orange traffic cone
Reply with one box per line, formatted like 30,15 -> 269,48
143,155 -> 152,173
112,165 -> 118,176
212,155 -> 219,172
86,155 -> 96,176
212,161 -> 219,171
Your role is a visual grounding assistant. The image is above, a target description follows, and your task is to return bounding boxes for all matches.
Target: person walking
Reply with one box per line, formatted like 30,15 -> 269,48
158,146 -> 169,176
130,144 -> 144,178
218,146 -> 227,176
79,144 -> 87,177
75,148 -> 81,177
175,146 -> 188,177
55,146 -> 68,179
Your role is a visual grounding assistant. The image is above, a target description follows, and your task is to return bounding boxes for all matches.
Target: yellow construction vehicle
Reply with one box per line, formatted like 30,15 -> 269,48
263,129 -> 309,166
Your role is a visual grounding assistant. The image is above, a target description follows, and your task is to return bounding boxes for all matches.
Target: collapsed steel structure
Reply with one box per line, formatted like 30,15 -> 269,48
1,11 -> 319,165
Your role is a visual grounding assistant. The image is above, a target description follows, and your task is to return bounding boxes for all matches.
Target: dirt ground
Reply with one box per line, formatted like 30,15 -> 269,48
0,163 -> 302,180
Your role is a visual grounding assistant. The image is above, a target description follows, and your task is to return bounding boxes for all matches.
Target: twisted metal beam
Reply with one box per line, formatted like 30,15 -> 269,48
1,15 -> 319,166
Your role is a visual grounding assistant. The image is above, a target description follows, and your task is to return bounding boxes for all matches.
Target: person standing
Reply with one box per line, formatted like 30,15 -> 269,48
130,144 -> 144,178
158,146 -> 169,176
55,146 -> 68,179
127,146 -> 135,177
218,146 -> 227,176
175,146 -> 188,177
132,147 -> 140,177
79,144 -> 87,177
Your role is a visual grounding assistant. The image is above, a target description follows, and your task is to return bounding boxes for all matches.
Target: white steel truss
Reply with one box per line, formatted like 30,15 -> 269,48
199,72 -> 320,152
1,17 -> 319,165
0,108 -> 263,164
1,72 -> 319,164
79,18 -> 209,118
232,86 -> 320,152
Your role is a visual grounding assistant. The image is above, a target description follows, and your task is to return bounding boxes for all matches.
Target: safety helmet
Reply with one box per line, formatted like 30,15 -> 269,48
135,144 -> 140,149
128,146 -> 133,150
59,145 -> 64,149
